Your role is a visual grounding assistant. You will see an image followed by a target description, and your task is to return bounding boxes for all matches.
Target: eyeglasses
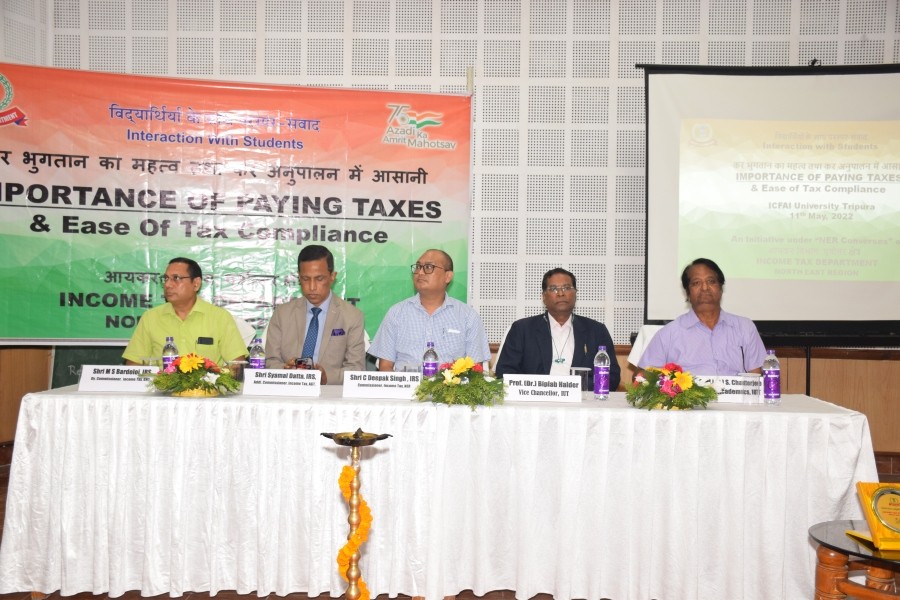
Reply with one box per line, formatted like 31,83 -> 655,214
411,263 -> 447,274
688,278 -> 721,288
546,285 -> 576,294
161,274 -> 194,283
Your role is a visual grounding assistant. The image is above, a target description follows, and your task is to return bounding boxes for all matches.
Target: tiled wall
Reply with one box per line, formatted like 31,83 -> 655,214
875,453 -> 900,483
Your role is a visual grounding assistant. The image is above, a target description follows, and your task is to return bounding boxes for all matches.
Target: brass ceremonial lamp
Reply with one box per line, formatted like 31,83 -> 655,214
321,428 -> 391,600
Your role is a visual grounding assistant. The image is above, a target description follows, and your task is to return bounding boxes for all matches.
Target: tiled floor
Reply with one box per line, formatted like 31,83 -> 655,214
0,464 -> 538,600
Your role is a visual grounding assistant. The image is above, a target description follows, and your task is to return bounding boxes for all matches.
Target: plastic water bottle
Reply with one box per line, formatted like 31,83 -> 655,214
593,345 -> 610,401
248,337 -> 266,369
762,349 -> 781,405
422,342 -> 439,377
162,336 -> 178,370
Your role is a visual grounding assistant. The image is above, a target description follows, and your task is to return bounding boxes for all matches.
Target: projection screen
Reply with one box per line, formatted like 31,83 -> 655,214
641,64 -> 900,343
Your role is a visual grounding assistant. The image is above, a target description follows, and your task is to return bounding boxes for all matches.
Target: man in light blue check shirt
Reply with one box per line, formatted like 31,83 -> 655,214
369,249 -> 491,371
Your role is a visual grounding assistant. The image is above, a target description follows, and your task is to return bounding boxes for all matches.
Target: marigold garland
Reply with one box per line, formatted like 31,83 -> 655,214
336,465 -> 373,600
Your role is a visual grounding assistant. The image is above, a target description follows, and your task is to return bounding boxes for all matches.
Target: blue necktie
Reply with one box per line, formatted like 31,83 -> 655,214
301,307 -> 321,359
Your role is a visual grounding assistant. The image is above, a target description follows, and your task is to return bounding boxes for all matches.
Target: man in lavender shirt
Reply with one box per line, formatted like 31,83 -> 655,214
638,258 -> 766,375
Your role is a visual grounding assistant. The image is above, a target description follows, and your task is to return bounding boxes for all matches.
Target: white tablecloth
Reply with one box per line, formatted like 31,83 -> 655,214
0,387 -> 877,600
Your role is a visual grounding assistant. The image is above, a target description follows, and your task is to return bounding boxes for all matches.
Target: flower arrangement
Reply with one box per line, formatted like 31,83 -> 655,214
415,356 -> 505,409
149,353 -> 240,396
626,362 -> 717,410
336,465 -> 372,600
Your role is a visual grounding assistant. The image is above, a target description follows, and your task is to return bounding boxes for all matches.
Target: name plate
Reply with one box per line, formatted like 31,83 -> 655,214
242,368 -> 321,397
78,365 -> 156,392
503,374 -> 582,402
342,370 -> 421,399
694,374 -> 762,404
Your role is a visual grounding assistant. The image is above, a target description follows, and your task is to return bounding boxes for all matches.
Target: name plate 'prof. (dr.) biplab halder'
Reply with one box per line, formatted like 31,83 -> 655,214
503,374 -> 582,402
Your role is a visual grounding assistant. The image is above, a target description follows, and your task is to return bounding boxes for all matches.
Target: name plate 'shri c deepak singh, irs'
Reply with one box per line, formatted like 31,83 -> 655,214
78,365 -> 157,393
242,368 -> 321,397
342,371 -> 421,399
504,374 -> 582,402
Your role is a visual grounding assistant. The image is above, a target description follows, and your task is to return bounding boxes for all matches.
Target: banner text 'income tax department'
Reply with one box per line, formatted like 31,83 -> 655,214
0,63 -> 472,343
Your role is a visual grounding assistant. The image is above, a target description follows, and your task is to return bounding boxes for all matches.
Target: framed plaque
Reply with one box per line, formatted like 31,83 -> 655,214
847,482 -> 900,550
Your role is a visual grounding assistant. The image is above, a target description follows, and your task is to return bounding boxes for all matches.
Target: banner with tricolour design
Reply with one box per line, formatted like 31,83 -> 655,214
0,63 -> 472,343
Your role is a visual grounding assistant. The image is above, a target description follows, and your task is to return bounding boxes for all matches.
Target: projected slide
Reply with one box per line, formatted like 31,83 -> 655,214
678,119 -> 900,282
644,66 -> 900,328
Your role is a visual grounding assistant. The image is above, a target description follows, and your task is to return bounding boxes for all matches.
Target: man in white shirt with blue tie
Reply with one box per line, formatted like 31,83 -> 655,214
264,245 -> 366,384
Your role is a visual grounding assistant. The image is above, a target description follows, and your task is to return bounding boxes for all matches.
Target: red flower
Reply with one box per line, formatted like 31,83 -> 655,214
439,362 -> 452,371
472,363 -> 484,373
663,362 -> 682,373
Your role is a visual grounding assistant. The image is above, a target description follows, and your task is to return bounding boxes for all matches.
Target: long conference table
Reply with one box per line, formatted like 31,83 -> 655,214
0,386 -> 878,600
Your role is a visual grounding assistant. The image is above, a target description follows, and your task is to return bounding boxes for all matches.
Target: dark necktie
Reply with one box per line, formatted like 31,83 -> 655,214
301,307 -> 321,359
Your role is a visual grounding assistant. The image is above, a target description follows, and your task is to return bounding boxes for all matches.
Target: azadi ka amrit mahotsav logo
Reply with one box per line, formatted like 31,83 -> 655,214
382,104 -> 456,150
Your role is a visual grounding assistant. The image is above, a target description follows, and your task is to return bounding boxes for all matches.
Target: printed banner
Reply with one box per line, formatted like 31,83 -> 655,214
0,63 -> 472,343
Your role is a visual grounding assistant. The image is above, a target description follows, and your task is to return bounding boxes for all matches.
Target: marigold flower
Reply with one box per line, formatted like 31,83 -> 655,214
338,466 -> 355,500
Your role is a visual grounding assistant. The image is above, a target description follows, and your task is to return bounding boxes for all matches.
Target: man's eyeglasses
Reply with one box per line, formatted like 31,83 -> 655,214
411,263 -> 447,274
546,285 -> 576,294
688,278 -> 720,289
161,274 -> 195,283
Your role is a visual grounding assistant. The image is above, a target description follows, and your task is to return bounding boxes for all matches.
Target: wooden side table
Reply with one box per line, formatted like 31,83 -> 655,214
809,520 -> 900,599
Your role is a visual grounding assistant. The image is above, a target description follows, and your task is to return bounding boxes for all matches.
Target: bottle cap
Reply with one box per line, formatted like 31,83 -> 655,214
598,345 -> 606,351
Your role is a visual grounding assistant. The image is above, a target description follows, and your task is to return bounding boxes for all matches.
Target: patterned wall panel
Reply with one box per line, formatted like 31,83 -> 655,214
2,0 -> 897,345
